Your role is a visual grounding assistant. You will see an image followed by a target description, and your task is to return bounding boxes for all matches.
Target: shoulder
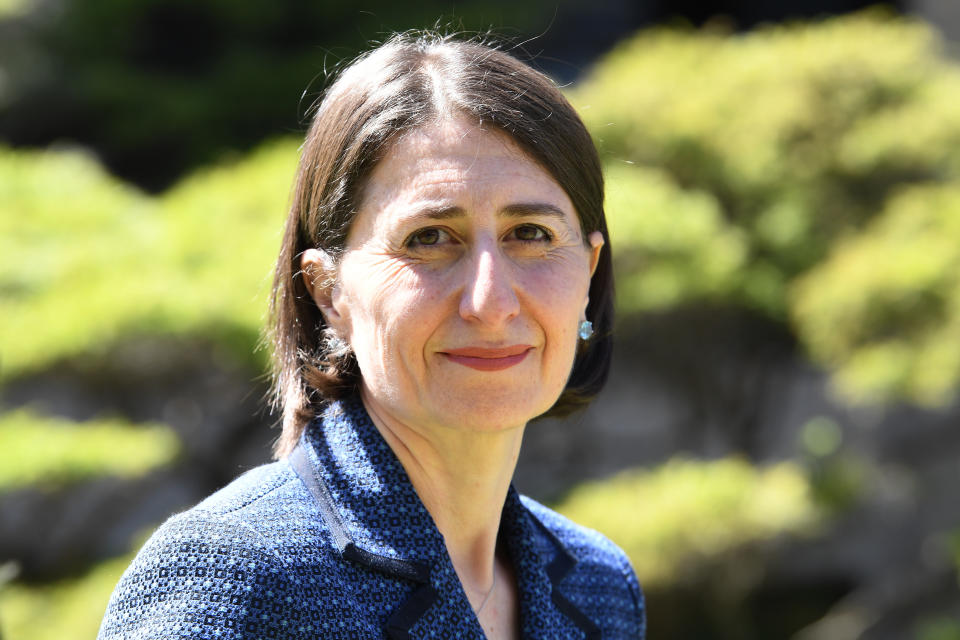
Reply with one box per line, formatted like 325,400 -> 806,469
98,461 -> 326,640
520,494 -> 647,639
520,494 -> 633,572
190,458 -> 300,518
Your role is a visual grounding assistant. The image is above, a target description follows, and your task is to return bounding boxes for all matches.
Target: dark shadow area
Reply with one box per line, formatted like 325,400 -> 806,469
0,0 -> 900,192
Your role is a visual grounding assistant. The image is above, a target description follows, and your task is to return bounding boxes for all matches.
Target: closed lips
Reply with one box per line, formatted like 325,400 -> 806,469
441,346 -> 533,371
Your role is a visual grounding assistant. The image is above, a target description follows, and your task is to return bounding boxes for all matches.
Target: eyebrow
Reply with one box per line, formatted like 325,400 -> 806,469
399,202 -> 569,223
400,205 -> 465,222
500,203 -> 568,220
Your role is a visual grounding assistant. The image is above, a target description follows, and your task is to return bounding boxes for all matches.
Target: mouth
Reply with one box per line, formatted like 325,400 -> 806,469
441,345 -> 533,372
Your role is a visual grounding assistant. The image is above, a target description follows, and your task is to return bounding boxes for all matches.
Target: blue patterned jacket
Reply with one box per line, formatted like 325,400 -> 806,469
98,397 -> 645,639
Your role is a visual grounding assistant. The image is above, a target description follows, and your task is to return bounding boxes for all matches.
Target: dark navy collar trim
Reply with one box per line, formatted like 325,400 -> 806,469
527,504 -> 602,639
343,544 -> 431,583
385,584 -> 439,640
527,502 -> 578,585
553,591 -> 602,640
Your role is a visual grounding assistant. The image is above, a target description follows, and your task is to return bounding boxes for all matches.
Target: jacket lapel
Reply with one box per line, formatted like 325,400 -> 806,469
501,487 -> 601,639
295,398 -> 485,638
292,397 -> 599,639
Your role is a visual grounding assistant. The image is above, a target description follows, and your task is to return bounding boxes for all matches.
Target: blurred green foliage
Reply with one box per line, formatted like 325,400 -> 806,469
1,145 -> 158,379
0,139 -> 295,496
0,0 -> 30,18
0,409 -> 179,489
797,416 -> 870,512
793,185 -> 960,405
554,458 -> 819,587
0,139 -> 297,382
0,549 -> 135,640
918,618 -> 960,640
604,163 -> 748,310
575,10 -> 960,405
5,9 -> 960,407
2,10 -> 959,638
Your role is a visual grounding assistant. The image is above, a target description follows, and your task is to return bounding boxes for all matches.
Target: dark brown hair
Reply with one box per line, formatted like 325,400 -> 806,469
268,32 -> 614,457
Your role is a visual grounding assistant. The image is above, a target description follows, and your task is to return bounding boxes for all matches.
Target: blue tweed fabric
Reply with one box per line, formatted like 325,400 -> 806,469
97,396 -> 645,639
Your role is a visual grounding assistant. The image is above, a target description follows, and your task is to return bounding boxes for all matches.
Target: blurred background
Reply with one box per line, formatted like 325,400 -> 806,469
2,0 -> 960,638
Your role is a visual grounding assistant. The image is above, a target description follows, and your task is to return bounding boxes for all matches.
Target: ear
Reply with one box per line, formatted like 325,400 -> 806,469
582,231 -> 605,317
300,248 -> 343,325
587,231 -> 605,279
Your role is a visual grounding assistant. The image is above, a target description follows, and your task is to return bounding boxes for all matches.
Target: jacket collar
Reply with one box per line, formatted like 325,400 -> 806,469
291,396 -> 598,639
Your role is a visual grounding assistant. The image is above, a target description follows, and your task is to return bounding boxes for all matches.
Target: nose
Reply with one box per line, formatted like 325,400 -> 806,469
458,247 -> 520,329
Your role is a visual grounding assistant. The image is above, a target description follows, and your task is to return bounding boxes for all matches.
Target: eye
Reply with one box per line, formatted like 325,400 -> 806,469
405,227 -> 449,248
510,224 -> 552,243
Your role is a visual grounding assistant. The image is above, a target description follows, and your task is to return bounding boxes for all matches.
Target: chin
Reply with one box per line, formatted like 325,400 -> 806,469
433,388 -> 560,432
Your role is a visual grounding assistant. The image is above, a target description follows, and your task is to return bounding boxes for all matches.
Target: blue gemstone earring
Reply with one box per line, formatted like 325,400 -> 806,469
578,320 -> 594,340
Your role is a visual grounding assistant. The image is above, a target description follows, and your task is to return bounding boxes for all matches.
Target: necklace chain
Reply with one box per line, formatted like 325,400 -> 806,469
473,568 -> 497,616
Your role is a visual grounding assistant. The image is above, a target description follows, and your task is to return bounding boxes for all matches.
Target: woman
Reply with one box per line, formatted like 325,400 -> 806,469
99,32 -> 644,640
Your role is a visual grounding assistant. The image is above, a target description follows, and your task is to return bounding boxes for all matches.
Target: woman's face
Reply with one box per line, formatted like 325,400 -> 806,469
307,117 -> 603,433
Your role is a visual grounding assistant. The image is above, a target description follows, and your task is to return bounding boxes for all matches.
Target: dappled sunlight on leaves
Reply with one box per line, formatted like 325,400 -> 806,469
554,458 -> 821,588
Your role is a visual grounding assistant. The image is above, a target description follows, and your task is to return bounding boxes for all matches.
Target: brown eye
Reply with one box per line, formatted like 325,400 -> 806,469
406,227 -> 446,248
513,224 -> 550,242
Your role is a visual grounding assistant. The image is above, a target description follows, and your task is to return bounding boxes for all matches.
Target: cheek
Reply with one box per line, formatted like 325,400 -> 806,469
342,256 -> 446,361
523,254 -> 592,319
521,255 -> 592,372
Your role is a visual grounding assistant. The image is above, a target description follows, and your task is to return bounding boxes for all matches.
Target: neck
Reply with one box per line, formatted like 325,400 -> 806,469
360,389 -> 524,600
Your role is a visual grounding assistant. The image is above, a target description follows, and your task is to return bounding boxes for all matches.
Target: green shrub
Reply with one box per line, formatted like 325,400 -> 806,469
149,136 -> 299,361
0,138 -> 298,382
0,145 -> 157,379
792,185 -> 960,405
576,10 -> 960,404
553,458 -> 820,587
0,410 -> 179,489
605,163 -> 747,311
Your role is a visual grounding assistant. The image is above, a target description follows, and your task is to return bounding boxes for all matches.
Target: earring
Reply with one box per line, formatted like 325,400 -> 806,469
578,320 -> 594,340
323,329 -> 351,357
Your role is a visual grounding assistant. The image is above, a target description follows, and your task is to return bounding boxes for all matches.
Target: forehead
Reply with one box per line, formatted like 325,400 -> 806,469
352,118 -> 577,236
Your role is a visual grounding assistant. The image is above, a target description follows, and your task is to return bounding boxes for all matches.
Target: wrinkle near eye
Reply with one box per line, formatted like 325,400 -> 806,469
350,251 -> 427,294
